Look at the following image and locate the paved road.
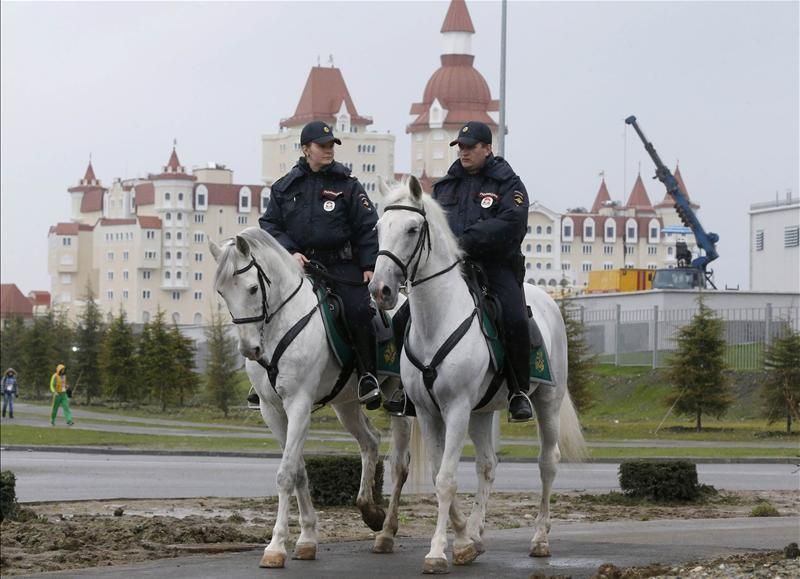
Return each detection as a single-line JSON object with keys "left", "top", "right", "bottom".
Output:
{"left": 3, "top": 450, "right": 798, "bottom": 502}
{"left": 20, "top": 516, "right": 800, "bottom": 578}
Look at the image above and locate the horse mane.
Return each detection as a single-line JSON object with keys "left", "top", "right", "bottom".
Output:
{"left": 214, "top": 227, "right": 302, "bottom": 290}
{"left": 383, "top": 183, "right": 464, "bottom": 262}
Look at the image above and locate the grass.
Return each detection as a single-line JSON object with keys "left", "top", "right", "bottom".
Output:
{"left": 597, "top": 342, "right": 767, "bottom": 371}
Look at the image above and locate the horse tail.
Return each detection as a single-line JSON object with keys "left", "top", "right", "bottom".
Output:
{"left": 409, "top": 417, "right": 429, "bottom": 492}
{"left": 558, "top": 392, "right": 588, "bottom": 463}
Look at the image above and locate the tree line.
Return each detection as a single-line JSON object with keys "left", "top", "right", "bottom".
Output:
{"left": 0, "top": 287, "right": 241, "bottom": 414}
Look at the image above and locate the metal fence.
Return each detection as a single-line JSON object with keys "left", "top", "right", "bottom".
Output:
{"left": 566, "top": 304, "right": 800, "bottom": 370}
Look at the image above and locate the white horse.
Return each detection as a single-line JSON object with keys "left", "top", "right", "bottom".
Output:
{"left": 210, "top": 229, "right": 412, "bottom": 568}
{"left": 369, "top": 177, "right": 586, "bottom": 574}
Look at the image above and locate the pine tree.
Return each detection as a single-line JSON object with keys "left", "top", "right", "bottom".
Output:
{"left": 559, "top": 299, "right": 595, "bottom": 413}
{"left": 665, "top": 297, "right": 732, "bottom": 432}
{"left": 761, "top": 328, "right": 800, "bottom": 433}
{"left": 99, "top": 309, "right": 137, "bottom": 403}
{"left": 169, "top": 324, "right": 199, "bottom": 407}
{"left": 138, "top": 309, "right": 176, "bottom": 412}
{"left": 21, "top": 312, "right": 61, "bottom": 398}
{"left": 205, "top": 310, "right": 240, "bottom": 416}
{"left": 0, "top": 317, "right": 28, "bottom": 377}
{"left": 75, "top": 284, "right": 105, "bottom": 404}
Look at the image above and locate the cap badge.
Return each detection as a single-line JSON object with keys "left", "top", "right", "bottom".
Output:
{"left": 462, "top": 127, "right": 469, "bottom": 133}
{"left": 323, "top": 126, "right": 330, "bottom": 133}
{"left": 323, "top": 200, "right": 336, "bottom": 212}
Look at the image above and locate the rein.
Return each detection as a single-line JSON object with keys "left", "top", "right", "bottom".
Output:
{"left": 230, "top": 256, "right": 305, "bottom": 325}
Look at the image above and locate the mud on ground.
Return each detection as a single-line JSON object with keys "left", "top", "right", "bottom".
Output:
{"left": 1, "top": 490, "right": 797, "bottom": 576}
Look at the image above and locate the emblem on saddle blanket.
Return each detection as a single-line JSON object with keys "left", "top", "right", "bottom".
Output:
{"left": 481, "top": 312, "right": 554, "bottom": 385}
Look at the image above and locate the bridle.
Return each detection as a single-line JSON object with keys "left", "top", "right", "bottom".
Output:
{"left": 228, "top": 256, "right": 303, "bottom": 325}
{"left": 377, "top": 204, "right": 461, "bottom": 288}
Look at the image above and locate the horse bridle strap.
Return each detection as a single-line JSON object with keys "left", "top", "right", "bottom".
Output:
{"left": 256, "top": 305, "right": 318, "bottom": 389}
{"left": 403, "top": 308, "right": 479, "bottom": 413}
{"left": 230, "top": 256, "right": 304, "bottom": 325}
{"left": 378, "top": 203, "right": 459, "bottom": 287}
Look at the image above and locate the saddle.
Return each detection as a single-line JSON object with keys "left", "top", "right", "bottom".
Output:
{"left": 306, "top": 266, "right": 400, "bottom": 377}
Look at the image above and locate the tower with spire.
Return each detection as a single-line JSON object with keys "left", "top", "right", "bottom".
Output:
{"left": 261, "top": 64, "right": 395, "bottom": 209}
{"left": 408, "top": 0, "right": 499, "bottom": 179}
{"left": 67, "top": 160, "right": 106, "bottom": 222}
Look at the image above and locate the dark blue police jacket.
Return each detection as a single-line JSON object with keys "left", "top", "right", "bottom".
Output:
{"left": 259, "top": 158, "right": 378, "bottom": 272}
{"left": 433, "top": 155, "right": 529, "bottom": 265}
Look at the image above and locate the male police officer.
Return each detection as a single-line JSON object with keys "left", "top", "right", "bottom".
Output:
{"left": 259, "top": 120, "right": 381, "bottom": 406}
{"left": 438, "top": 121, "right": 534, "bottom": 422}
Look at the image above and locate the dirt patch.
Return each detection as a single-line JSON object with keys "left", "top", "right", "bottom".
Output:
{"left": 1, "top": 490, "right": 797, "bottom": 576}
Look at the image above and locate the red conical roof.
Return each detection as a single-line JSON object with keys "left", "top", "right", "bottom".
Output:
{"left": 441, "top": 0, "right": 475, "bottom": 33}
{"left": 590, "top": 179, "right": 612, "bottom": 213}
{"left": 281, "top": 66, "right": 371, "bottom": 128}
{"left": 166, "top": 147, "right": 182, "bottom": 172}
{"left": 656, "top": 164, "right": 698, "bottom": 208}
{"left": 626, "top": 173, "right": 653, "bottom": 210}
{"left": 82, "top": 161, "right": 97, "bottom": 185}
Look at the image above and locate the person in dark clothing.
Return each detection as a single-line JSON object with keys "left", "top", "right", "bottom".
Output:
{"left": 258, "top": 120, "right": 381, "bottom": 407}
{"left": 386, "top": 121, "right": 534, "bottom": 422}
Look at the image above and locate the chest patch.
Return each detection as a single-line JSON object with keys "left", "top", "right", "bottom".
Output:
{"left": 479, "top": 192, "right": 498, "bottom": 209}
{"left": 323, "top": 200, "right": 336, "bottom": 212}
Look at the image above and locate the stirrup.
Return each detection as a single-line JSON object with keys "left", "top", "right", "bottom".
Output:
{"left": 508, "top": 391, "right": 534, "bottom": 423}
{"left": 357, "top": 373, "right": 380, "bottom": 403}
{"left": 383, "top": 389, "right": 415, "bottom": 417}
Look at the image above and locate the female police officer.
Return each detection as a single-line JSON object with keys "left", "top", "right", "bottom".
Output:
{"left": 259, "top": 120, "right": 381, "bottom": 406}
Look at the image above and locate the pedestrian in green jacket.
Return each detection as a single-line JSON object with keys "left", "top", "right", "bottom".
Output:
{"left": 50, "top": 364, "right": 73, "bottom": 426}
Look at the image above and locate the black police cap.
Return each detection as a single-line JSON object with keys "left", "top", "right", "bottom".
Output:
{"left": 300, "top": 121, "right": 342, "bottom": 146}
{"left": 449, "top": 121, "right": 493, "bottom": 147}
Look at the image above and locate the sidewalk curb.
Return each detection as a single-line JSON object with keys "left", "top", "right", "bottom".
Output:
{"left": 2, "top": 445, "right": 797, "bottom": 464}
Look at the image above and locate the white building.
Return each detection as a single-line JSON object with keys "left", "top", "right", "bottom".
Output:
{"left": 749, "top": 194, "right": 800, "bottom": 293}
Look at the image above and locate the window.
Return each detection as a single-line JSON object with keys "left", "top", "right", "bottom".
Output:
{"left": 603, "top": 263, "right": 614, "bottom": 270}
{"left": 165, "top": 192, "right": 171, "bottom": 201}
{"left": 194, "top": 214, "right": 205, "bottom": 224}
{"left": 178, "top": 192, "right": 184, "bottom": 201}
{"left": 60, "top": 254, "right": 74, "bottom": 265}
{"left": 60, "top": 273, "right": 72, "bottom": 285}
{"left": 784, "top": 225, "right": 799, "bottom": 248}
{"left": 176, "top": 232, "right": 182, "bottom": 241}
{"left": 536, "top": 244, "right": 542, "bottom": 253}
{"left": 582, "top": 244, "right": 592, "bottom": 254}
{"left": 546, "top": 244, "right": 552, "bottom": 253}
{"left": 625, "top": 245, "right": 635, "bottom": 255}
{"left": 194, "top": 272, "right": 203, "bottom": 281}
{"left": 107, "top": 271, "right": 114, "bottom": 281}
{"left": 166, "top": 212, "right": 172, "bottom": 222}
{"left": 143, "top": 271, "right": 151, "bottom": 280}
{"left": 562, "top": 218, "right": 574, "bottom": 241}
{"left": 604, "top": 245, "right": 614, "bottom": 255}
{"left": 526, "top": 262, "right": 531, "bottom": 269}
{"left": 525, "top": 244, "right": 532, "bottom": 252}
{"left": 176, "top": 271, "right": 182, "bottom": 280}
{"left": 536, "top": 226, "right": 543, "bottom": 235}
{"left": 123, "top": 251, "right": 129, "bottom": 261}
{"left": 146, "top": 230, "right": 156, "bottom": 240}
{"left": 546, "top": 226, "right": 552, "bottom": 235}
{"left": 193, "top": 313, "right": 203, "bottom": 325}
{"left": 142, "top": 290, "right": 151, "bottom": 299}
{"left": 107, "top": 291, "right": 114, "bottom": 300}
{"left": 562, "top": 263, "right": 571, "bottom": 271}
{"left": 195, "top": 253, "right": 203, "bottom": 262}
{"left": 536, "top": 262, "right": 542, "bottom": 270}
{"left": 668, "top": 246, "right": 674, "bottom": 256}
{"left": 648, "top": 246, "right": 658, "bottom": 255}
{"left": 261, "top": 190, "right": 270, "bottom": 212}
{"left": 583, "top": 218, "right": 595, "bottom": 241}
{"left": 107, "top": 251, "right": 114, "bottom": 261}
{"left": 238, "top": 215, "right": 248, "bottom": 225}
{"left": 165, "top": 251, "right": 171, "bottom": 260}
{"left": 144, "top": 251, "right": 156, "bottom": 260}
{"left": 239, "top": 186, "right": 252, "bottom": 212}
{"left": 165, "top": 271, "right": 171, "bottom": 280}
{"left": 626, "top": 219, "right": 638, "bottom": 242}
{"left": 142, "top": 311, "right": 150, "bottom": 323}
{"left": 650, "top": 227, "right": 659, "bottom": 239}
{"left": 176, "top": 251, "right": 182, "bottom": 260}
{"left": 194, "top": 232, "right": 204, "bottom": 243}
{"left": 166, "top": 232, "right": 172, "bottom": 240}
{"left": 172, "top": 291, "right": 181, "bottom": 301}
{"left": 561, "top": 244, "right": 571, "bottom": 254}
{"left": 62, "top": 237, "right": 72, "bottom": 246}
{"left": 627, "top": 226, "right": 636, "bottom": 240}
{"left": 526, "top": 226, "right": 531, "bottom": 234}
{"left": 582, "top": 263, "right": 592, "bottom": 272}
{"left": 194, "top": 291, "right": 203, "bottom": 300}
{"left": 546, "top": 263, "right": 552, "bottom": 270}
{"left": 176, "top": 212, "right": 182, "bottom": 221}
{"left": 122, "top": 290, "right": 129, "bottom": 300}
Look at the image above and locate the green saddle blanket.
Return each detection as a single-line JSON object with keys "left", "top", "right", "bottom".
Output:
{"left": 481, "top": 311, "right": 554, "bottom": 386}
{"left": 315, "top": 286, "right": 400, "bottom": 377}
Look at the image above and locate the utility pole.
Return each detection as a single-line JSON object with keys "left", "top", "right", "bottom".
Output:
{"left": 498, "top": 0, "right": 508, "bottom": 157}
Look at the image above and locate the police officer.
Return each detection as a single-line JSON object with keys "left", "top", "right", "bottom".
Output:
{"left": 385, "top": 121, "right": 534, "bottom": 422}
{"left": 259, "top": 120, "right": 381, "bottom": 406}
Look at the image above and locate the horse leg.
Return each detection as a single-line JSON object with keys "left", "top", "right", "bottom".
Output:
{"left": 260, "top": 397, "right": 315, "bottom": 568}
{"left": 373, "top": 415, "right": 412, "bottom": 553}
{"left": 332, "top": 400, "right": 386, "bottom": 533}
{"left": 465, "top": 411, "right": 497, "bottom": 557}
{"left": 529, "top": 390, "right": 563, "bottom": 558}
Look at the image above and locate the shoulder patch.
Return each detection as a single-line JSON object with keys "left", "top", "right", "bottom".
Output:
{"left": 513, "top": 191, "right": 525, "bottom": 206}
{"left": 358, "top": 193, "right": 373, "bottom": 211}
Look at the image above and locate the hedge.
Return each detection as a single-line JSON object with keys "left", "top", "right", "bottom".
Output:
{"left": 618, "top": 460, "right": 701, "bottom": 502}
{"left": 0, "top": 470, "right": 18, "bottom": 522}
{"left": 305, "top": 455, "right": 384, "bottom": 507}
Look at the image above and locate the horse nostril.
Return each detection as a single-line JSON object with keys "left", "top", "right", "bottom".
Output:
{"left": 381, "top": 285, "right": 393, "bottom": 300}
{"left": 254, "top": 346, "right": 262, "bottom": 359}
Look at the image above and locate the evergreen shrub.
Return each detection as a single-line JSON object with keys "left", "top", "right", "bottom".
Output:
{"left": 619, "top": 460, "right": 701, "bottom": 501}
{"left": 306, "top": 455, "right": 383, "bottom": 507}
{"left": 0, "top": 470, "right": 18, "bottom": 522}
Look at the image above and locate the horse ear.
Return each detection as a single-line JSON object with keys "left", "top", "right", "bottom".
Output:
{"left": 378, "top": 175, "right": 392, "bottom": 197}
{"left": 409, "top": 175, "right": 422, "bottom": 200}
{"left": 209, "top": 239, "right": 222, "bottom": 262}
{"left": 235, "top": 235, "right": 251, "bottom": 257}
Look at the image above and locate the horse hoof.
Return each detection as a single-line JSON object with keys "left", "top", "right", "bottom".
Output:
{"left": 422, "top": 557, "right": 449, "bottom": 574}
{"left": 361, "top": 506, "right": 386, "bottom": 532}
{"left": 372, "top": 535, "right": 394, "bottom": 554}
{"left": 529, "top": 542, "right": 551, "bottom": 558}
{"left": 453, "top": 543, "right": 479, "bottom": 565}
{"left": 259, "top": 551, "right": 287, "bottom": 568}
{"left": 292, "top": 542, "right": 317, "bottom": 560}
{"left": 473, "top": 540, "right": 485, "bottom": 556}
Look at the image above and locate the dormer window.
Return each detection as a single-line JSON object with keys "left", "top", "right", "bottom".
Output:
{"left": 648, "top": 219, "right": 660, "bottom": 243}
{"left": 261, "top": 188, "right": 270, "bottom": 212}
{"left": 562, "top": 217, "right": 574, "bottom": 241}
{"left": 239, "top": 186, "right": 251, "bottom": 213}
{"left": 626, "top": 218, "right": 638, "bottom": 242}
{"left": 583, "top": 218, "right": 595, "bottom": 242}
{"left": 604, "top": 218, "right": 616, "bottom": 242}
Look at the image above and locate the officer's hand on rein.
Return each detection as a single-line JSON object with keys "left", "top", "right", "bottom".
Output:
{"left": 363, "top": 271, "right": 373, "bottom": 283}
{"left": 293, "top": 253, "right": 309, "bottom": 268}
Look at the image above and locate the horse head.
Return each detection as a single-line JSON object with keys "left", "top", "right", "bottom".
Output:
{"left": 210, "top": 228, "right": 301, "bottom": 360}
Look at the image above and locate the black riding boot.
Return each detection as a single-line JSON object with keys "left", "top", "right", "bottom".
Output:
{"left": 506, "top": 340, "right": 534, "bottom": 423}
{"left": 352, "top": 327, "right": 381, "bottom": 408}
{"left": 383, "top": 301, "right": 416, "bottom": 416}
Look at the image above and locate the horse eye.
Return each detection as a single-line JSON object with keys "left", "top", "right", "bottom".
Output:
{"left": 408, "top": 226, "right": 418, "bottom": 235}
{"left": 249, "top": 285, "right": 258, "bottom": 295}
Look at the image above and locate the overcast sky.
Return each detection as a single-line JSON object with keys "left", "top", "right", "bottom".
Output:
{"left": 2, "top": 0, "right": 798, "bottom": 294}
